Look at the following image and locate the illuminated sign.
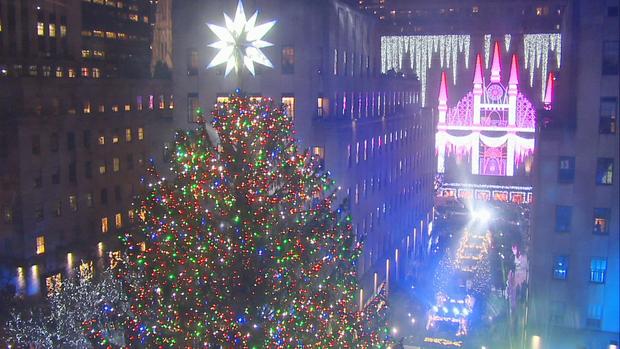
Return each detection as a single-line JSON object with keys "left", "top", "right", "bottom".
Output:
{"left": 436, "top": 42, "right": 538, "bottom": 178}
{"left": 423, "top": 337, "right": 463, "bottom": 347}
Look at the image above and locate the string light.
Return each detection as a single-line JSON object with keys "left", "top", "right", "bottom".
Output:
{"left": 484, "top": 34, "right": 491, "bottom": 69}
{"left": 523, "top": 33, "right": 562, "bottom": 99}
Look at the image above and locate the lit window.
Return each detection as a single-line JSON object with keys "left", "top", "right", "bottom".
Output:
{"left": 42, "top": 66, "right": 51, "bottom": 77}
{"left": 281, "top": 96, "right": 295, "bottom": 119}
{"left": 112, "top": 134, "right": 119, "bottom": 144}
{"left": 37, "top": 22, "right": 45, "bottom": 36}
{"left": 60, "top": 25, "right": 67, "bottom": 37}
{"left": 552, "top": 255, "right": 568, "bottom": 280}
{"left": 312, "top": 146, "right": 325, "bottom": 167}
{"left": 143, "top": 15, "right": 149, "bottom": 23}
{"left": 593, "top": 208, "right": 610, "bottom": 234}
{"left": 81, "top": 67, "right": 89, "bottom": 77}
{"left": 216, "top": 96, "right": 229, "bottom": 104}
{"left": 93, "top": 30, "right": 104, "bottom": 37}
{"left": 98, "top": 135, "right": 105, "bottom": 145}
{"left": 93, "top": 50, "right": 105, "bottom": 58}
{"left": 36, "top": 236, "right": 45, "bottom": 254}
{"left": 117, "top": 32, "right": 126, "bottom": 39}
{"left": 92, "top": 68, "right": 100, "bottom": 78}
{"left": 98, "top": 105, "right": 105, "bottom": 113}
{"left": 113, "top": 157, "right": 120, "bottom": 172}
{"left": 69, "top": 195, "right": 78, "bottom": 211}
{"left": 317, "top": 97, "right": 326, "bottom": 117}
{"left": 590, "top": 258, "right": 607, "bottom": 283}
{"left": 99, "top": 161, "right": 106, "bottom": 174}
{"left": 149, "top": 95, "right": 154, "bottom": 109}
{"left": 109, "top": 250, "right": 122, "bottom": 269}
{"left": 128, "top": 209, "right": 135, "bottom": 222}
{"left": 536, "top": 7, "right": 543, "bottom": 16}
{"left": 101, "top": 217, "right": 109, "bottom": 233}
{"left": 115, "top": 213, "right": 122, "bottom": 228}
{"left": 159, "top": 95, "right": 165, "bottom": 109}
{"left": 333, "top": 49, "right": 338, "bottom": 75}
{"left": 137, "top": 96, "right": 143, "bottom": 110}
{"left": 125, "top": 128, "right": 132, "bottom": 142}
{"left": 55, "top": 67, "right": 63, "bottom": 78}
{"left": 68, "top": 68, "right": 76, "bottom": 78}
{"left": 83, "top": 102, "right": 91, "bottom": 114}
{"left": 49, "top": 23, "right": 56, "bottom": 37}
{"left": 86, "top": 193, "right": 93, "bottom": 207}
{"left": 281, "top": 46, "right": 295, "bottom": 74}
{"left": 472, "top": 6, "right": 479, "bottom": 13}
{"left": 105, "top": 31, "right": 116, "bottom": 39}
{"left": 45, "top": 273, "right": 62, "bottom": 294}
{"left": 124, "top": 104, "right": 131, "bottom": 111}
{"left": 129, "top": 13, "right": 139, "bottom": 21}
{"left": 596, "top": 158, "right": 614, "bottom": 185}
{"left": 138, "top": 127, "right": 144, "bottom": 140}
{"left": 112, "top": 105, "right": 119, "bottom": 112}
{"left": 79, "top": 261, "right": 94, "bottom": 280}
{"left": 188, "top": 49, "right": 199, "bottom": 75}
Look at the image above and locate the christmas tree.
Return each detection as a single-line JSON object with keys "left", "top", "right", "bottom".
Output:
{"left": 121, "top": 94, "right": 388, "bottom": 347}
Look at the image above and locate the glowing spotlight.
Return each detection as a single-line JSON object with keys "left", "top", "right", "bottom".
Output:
{"left": 453, "top": 307, "right": 460, "bottom": 315}
{"left": 411, "top": 318, "right": 416, "bottom": 324}
{"left": 392, "top": 327, "right": 398, "bottom": 335}
{"left": 471, "top": 208, "right": 491, "bottom": 222}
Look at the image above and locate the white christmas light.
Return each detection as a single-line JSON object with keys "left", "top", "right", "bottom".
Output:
{"left": 483, "top": 34, "right": 491, "bottom": 69}
{"left": 504, "top": 34, "right": 511, "bottom": 52}
{"left": 381, "top": 35, "right": 471, "bottom": 106}
{"left": 523, "top": 33, "right": 562, "bottom": 99}
{"left": 207, "top": 0, "right": 276, "bottom": 76}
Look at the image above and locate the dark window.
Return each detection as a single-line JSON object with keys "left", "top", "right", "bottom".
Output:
{"left": 114, "top": 185, "right": 122, "bottom": 202}
{"left": 51, "top": 167, "right": 60, "bottom": 184}
{"left": 83, "top": 130, "right": 91, "bottom": 148}
{"left": 558, "top": 156, "right": 575, "bottom": 182}
{"left": 553, "top": 255, "right": 568, "bottom": 280}
{"left": 281, "top": 46, "right": 295, "bottom": 74}
{"left": 100, "top": 188, "right": 108, "bottom": 205}
{"left": 555, "top": 205, "right": 572, "bottom": 232}
{"left": 602, "top": 41, "right": 619, "bottom": 75}
{"left": 85, "top": 161, "right": 92, "bottom": 179}
{"left": 596, "top": 158, "right": 614, "bottom": 185}
{"left": 50, "top": 133, "right": 59, "bottom": 152}
{"left": 187, "top": 48, "right": 199, "bottom": 76}
{"left": 67, "top": 132, "right": 76, "bottom": 150}
{"left": 32, "top": 135, "right": 41, "bottom": 155}
{"left": 34, "top": 170, "right": 42, "bottom": 188}
{"left": 68, "top": 162, "right": 76, "bottom": 183}
{"left": 127, "top": 154, "right": 134, "bottom": 170}
{"left": 586, "top": 304, "right": 603, "bottom": 328}
{"left": 593, "top": 208, "right": 611, "bottom": 234}
{"left": 608, "top": 6, "right": 619, "bottom": 17}
{"left": 187, "top": 93, "right": 200, "bottom": 123}
{"left": 35, "top": 205, "right": 44, "bottom": 221}
{"left": 600, "top": 97, "right": 617, "bottom": 134}
{"left": 590, "top": 258, "right": 607, "bottom": 283}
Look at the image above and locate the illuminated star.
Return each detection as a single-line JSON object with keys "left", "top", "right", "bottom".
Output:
{"left": 207, "top": 0, "right": 276, "bottom": 76}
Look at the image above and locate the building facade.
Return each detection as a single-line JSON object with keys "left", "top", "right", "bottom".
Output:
{"left": 527, "top": 0, "right": 619, "bottom": 348}
{"left": 172, "top": 0, "right": 436, "bottom": 298}
{"left": 0, "top": 0, "right": 172, "bottom": 296}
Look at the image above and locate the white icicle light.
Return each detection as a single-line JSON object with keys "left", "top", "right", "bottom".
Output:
{"left": 504, "top": 34, "right": 511, "bottom": 51}
{"left": 484, "top": 34, "right": 491, "bottom": 69}
{"left": 523, "top": 33, "right": 562, "bottom": 99}
{"left": 381, "top": 34, "right": 471, "bottom": 106}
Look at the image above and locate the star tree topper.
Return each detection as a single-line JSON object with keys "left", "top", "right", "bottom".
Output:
{"left": 207, "top": 0, "right": 276, "bottom": 76}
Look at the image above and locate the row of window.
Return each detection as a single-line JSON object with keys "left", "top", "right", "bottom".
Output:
{"left": 555, "top": 206, "right": 613, "bottom": 234}
{"left": 332, "top": 90, "right": 417, "bottom": 119}
{"left": 31, "top": 128, "right": 145, "bottom": 155}
{"left": 36, "top": 22, "right": 67, "bottom": 38}
{"left": 552, "top": 256, "right": 608, "bottom": 284}
{"left": 558, "top": 156, "right": 614, "bottom": 185}
{"left": 31, "top": 184, "right": 137, "bottom": 222}
{"left": 81, "top": 29, "right": 147, "bottom": 41}
{"left": 348, "top": 126, "right": 423, "bottom": 167}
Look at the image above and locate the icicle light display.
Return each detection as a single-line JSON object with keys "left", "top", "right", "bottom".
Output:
{"left": 504, "top": 34, "right": 511, "bottom": 52}
{"left": 483, "top": 34, "right": 492, "bottom": 69}
{"left": 381, "top": 35, "right": 471, "bottom": 106}
{"left": 381, "top": 33, "right": 562, "bottom": 106}
{"left": 523, "top": 33, "right": 562, "bottom": 99}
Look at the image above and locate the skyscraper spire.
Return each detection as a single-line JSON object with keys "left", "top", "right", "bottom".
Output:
{"left": 544, "top": 71, "right": 554, "bottom": 109}
{"left": 490, "top": 41, "right": 501, "bottom": 83}
{"left": 473, "top": 53, "right": 483, "bottom": 85}
{"left": 509, "top": 54, "right": 519, "bottom": 86}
